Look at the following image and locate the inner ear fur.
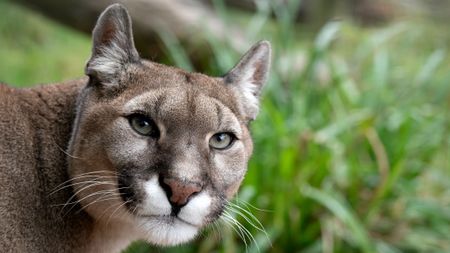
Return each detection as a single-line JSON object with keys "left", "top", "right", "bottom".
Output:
{"left": 224, "top": 41, "right": 271, "bottom": 121}
{"left": 85, "top": 4, "right": 140, "bottom": 85}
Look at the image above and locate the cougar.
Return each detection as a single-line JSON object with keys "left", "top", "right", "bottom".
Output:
{"left": 0, "top": 4, "right": 270, "bottom": 253}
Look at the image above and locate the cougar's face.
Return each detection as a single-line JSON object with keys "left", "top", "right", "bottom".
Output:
{"left": 67, "top": 3, "right": 270, "bottom": 246}
{"left": 69, "top": 63, "right": 255, "bottom": 245}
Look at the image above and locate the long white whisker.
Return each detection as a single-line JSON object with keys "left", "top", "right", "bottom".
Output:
{"left": 55, "top": 189, "right": 119, "bottom": 208}
{"left": 105, "top": 200, "right": 132, "bottom": 226}
{"left": 131, "top": 204, "right": 139, "bottom": 215}
{"left": 76, "top": 196, "right": 121, "bottom": 214}
{"left": 210, "top": 220, "right": 222, "bottom": 242}
{"left": 227, "top": 200, "right": 272, "bottom": 248}
{"left": 70, "top": 185, "right": 129, "bottom": 212}
{"left": 50, "top": 171, "right": 119, "bottom": 193}
{"left": 223, "top": 209, "right": 259, "bottom": 252}
{"left": 54, "top": 140, "right": 84, "bottom": 160}
{"left": 228, "top": 206, "right": 270, "bottom": 250}
{"left": 228, "top": 202, "right": 269, "bottom": 236}
{"left": 61, "top": 181, "right": 114, "bottom": 211}
{"left": 233, "top": 198, "right": 273, "bottom": 212}
{"left": 65, "top": 186, "right": 126, "bottom": 216}
{"left": 49, "top": 179, "right": 117, "bottom": 196}
{"left": 229, "top": 205, "right": 264, "bottom": 233}
{"left": 221, "top": 213, "right": 248, "bottom": 249}
{"left": 97, "top": 193, "right": 132, "bottom": 222}
{"left": 60, "top": 182, "right": 120, "bottom": 216}
{"left": 223, "top": 210, "right": 255, "bottom": 249}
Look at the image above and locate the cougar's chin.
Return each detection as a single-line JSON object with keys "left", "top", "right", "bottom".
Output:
{"left": 135, "top": 215, "right": 199, "bottom": 246}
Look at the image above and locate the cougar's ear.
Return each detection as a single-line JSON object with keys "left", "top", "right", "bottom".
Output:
{"left": 85, "top": 4, "right": 140, "bottom": 85}
{"left": 224, "top": 41, "right": 271, "bottom": 121}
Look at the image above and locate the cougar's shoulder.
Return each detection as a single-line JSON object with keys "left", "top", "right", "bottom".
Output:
{"left": 0, "top": 78, "right": 91, "bottom": 252}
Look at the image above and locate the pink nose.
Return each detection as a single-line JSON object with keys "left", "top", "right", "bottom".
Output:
{"left": 160, "top": 177, "right": 202, "bottom": 206}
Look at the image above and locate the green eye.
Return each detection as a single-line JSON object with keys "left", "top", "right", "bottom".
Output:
{"left": 209, "top": 133, "right": 235, "bottom": 150}
{"left": 128, "top": 114, "right": 159, "bottom": 137}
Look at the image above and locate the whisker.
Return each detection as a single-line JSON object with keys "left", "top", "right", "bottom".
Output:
{"left": 117, "top": 200, "right": 135, "bottom": 221}
{"left": 234, "top": 198, "right": 273, "bottom": 213}
{"left": 211, "top": 219, "right": 224, "bottom": 242}
{"left": 221, "top": 213, "right": 248, "bottom": 249}
{"left": 222, "top": 210, "right": 255, "bottom": 250}
{"left": 68, "top": 185, "right": 129, "bottom": 213}
{"left": 227, "top": 206, "right": 270, "bottom": 250}
{"left": 228, "top": 202, "right": 270, "bottom": 236}
{"left": 53, "top": 139, "right": 84, "bottom": 160}
{"left": 130, "top": 204, "right": 139, "bottom": 216}
{"left": 227, "top": 200, "right": 272, "bottom": 248}
{"left": 75, "top": 195, "right": 121, "bottom": 214}
{"left": 62, "top": 181, "right": 113, "bottom": 210}
{"left": 59, "top": 182, "right": 119, "bottom": 216}
{"left": 96, "top": 193, "right": 132, "bottom": 222}
{"left": 50, "top": 171, "right": 120, "bottom": 193}
{"left": 63, "top": 191, "right": 123, "bottom": 217}
{"left": 223, "top": 208, "right": 259, "bottom": 252}
{"left": 105, "top": 200, "right": 133, "bottom": 226}
{"left": 49, "top": 179, "right": 117, "bottom": 196}
{"left": 54, "top": 190, "right": 118, "bottom": 208}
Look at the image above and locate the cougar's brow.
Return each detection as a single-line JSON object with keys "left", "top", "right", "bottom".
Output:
{"left": 208, "top": 96, "right": 242, "bottom": 136}
{"left": 153, "top": 92, "right": 169, "bottom": 119}
{"left": 213, "top": 100, "right": 223, "bottom": 128}
{"left": 187, "top": 88, "right": 196, "bottom": 120}
{"left": 123, "top": 89, "right": 169, "bottom": 118}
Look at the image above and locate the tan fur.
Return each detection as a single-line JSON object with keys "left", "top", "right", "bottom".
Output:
{"left": 0, "top": 4, "right": 270, "bottom": 252}
{"left": 0, "top": 80, "right": 92, "bottom": 252}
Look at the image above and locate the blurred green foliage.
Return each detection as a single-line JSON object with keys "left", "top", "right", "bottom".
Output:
{"left": 1, "top": 0, "right": 449, "bottom": 252}
{"left": 0, "top": 1, "right": 89, "bottom": 86}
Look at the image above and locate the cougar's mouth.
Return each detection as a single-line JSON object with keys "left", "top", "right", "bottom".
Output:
{"left": 138, "top": 214, "right": 199, "bottom": 228}
{"left": 134, "top": 211, "right": 200, "bottom": 246}
{"left": 115, "top": 174, "right": 215, "bottom": 245}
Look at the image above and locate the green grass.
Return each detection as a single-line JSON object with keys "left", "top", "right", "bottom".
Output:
{"left": 0, "top": 1, "right": 89, "bottom": 86}
{"left": 1, "top": 0, "right": 449, "bottom": 252}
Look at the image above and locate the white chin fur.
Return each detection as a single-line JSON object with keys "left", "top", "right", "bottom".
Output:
{"left": 137, "top": 216, "right": 199, "bottom": 245}
{"left": 134, "top": 176, "right": 213, "bottom": 245}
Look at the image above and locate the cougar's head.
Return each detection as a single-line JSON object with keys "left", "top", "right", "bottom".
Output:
{"left": 67, "top": 4, "right": 270, "bottom": 246}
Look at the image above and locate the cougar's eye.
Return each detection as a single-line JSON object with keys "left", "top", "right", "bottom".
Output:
{"left": 128, "top": 114, "right": 159, "bottom": 137}
{"left": 209, "top": 132, "right": 235, "bottom": 150}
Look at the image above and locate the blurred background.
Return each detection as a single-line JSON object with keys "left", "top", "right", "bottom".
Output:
{"left": 1, "top": 0, "right": 449, "bottom": 252}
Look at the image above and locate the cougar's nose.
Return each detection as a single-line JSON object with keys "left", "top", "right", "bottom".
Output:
{"left": 159, "top": 176, "right": 202, "bottom": 207}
